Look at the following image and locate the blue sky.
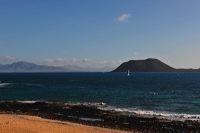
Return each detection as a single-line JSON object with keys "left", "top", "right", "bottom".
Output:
{"left": 0, "top": 0, "right": 200, "bottom": 68}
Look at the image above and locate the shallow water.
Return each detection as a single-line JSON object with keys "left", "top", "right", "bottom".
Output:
{"left": 0, "top": 72, "right": 200, "bottom": 117}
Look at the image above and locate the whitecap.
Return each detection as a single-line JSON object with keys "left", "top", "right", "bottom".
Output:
{"left": 18, "top": 101, "right": 37, "bottom": 104}
{"left": 0, "top": 83, "right": 12, "bottom": 88}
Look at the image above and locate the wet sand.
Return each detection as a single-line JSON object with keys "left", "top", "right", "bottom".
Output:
{"left": 0, "top": 114, "right": 129, "bottom": 133}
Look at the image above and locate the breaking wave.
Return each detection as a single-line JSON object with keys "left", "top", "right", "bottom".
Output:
{"left": 15, "top": 100, "right": 200, "bottom": 121}
{"left": 0, "top": 82, "right": 12, "bottom": 88}
{"left": 100, "top": 106, "right": 200, "bottom": 121}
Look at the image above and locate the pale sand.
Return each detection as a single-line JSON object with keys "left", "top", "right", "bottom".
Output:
{"left": 0, "top": 114, "right": 131, "bottom": 133}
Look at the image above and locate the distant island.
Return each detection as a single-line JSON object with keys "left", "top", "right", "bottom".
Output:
{"left": 0, "top": 61, "right": 66, "bottom": 73}
{"left": 0, "top": 61, "right": 112, "bottom": 72}
{"left": 0, "top": 58, "right": 200, "bottom": 73}
{"left": 112, "top": 58, "right": 200, "bottom": 72}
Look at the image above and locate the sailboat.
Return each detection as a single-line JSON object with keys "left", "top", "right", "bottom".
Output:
{"left": 127, "top": 69, "right": 130, "bottom": 76}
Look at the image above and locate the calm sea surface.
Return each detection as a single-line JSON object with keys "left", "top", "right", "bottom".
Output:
{"left": 0, "top": 72, "right": 200, "bottom": 115}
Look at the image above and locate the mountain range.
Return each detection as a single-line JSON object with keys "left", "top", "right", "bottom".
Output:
{"left": 0, "top": 61, "right": 113, "bottom": 72}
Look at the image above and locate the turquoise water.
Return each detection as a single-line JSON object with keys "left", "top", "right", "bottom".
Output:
{"left": 0, "top": 72, "right": 200, "bottom": 116}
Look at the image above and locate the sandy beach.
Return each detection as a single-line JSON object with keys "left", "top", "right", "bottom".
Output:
{"left": 0, "top": 114, "right": 129, "bottom": 133}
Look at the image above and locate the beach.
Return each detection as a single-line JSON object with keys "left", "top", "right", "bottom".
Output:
{"left": 0, "top": 114, "right": 129, "bottom": 133}
{"left": 1, "top": 73, "right": 200, "bottom": 132}
{"left": 0, "top": 101, "right": 200, "bottom": 132}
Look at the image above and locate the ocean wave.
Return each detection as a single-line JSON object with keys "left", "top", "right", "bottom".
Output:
{"left": 64, "top": 102, "right": 107, "bottom": 107}
{"left": 24, "top": 83, "right": 44, "bottom": 87}
{"left": 79, "top": 117, "right": 103, "bottom": 122}
{"left": 0, "top": 83, "right": 12, "bottom": 88}
{"left": 18, "top": 100, "right": 49, "bottom": 104}
{"left": 18, "top": 101, "right": 37, "bottom": 104}
{"left": 100, "top": 106, "right": 200, "bottom": 121}
{"left": 15, "top": 100, "right": 200, "bottom": 121}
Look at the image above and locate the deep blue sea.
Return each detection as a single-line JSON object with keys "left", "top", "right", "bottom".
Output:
{"left": 0, "top": 72, "right": 200, "bottom": 119}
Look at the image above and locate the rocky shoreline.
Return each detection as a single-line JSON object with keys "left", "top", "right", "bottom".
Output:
{"left": 0, "top": 101, "right": 199, "bottom": 133}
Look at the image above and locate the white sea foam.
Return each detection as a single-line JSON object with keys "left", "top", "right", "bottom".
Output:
{"left": 79, "top": 117, "right": 103, "bottom": 122}
{"left": 64, "top": 102, "right": 107, "bottom": 107}
{"left": 100, "top": 106, "right": 200, "bottom": 121}
{"left": 18, "top": 100, "right": 49, "bottom": 104}
{"left": 18, "top": 101, "right": 37, "bottom": 104}
{"left": 15, "top": 100, "right": 200, "bottom": 122}
{"left": 0, "top": 83, "right": 12, "bottom": 87}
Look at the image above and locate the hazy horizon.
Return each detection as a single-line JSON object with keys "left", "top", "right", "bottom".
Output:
{"left": 1, "top": 0, "right": 200, "bottom": 69}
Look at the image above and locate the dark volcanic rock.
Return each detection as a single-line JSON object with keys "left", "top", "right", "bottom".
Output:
{"left": 113, "top": 58, "right": 175, "bottom": 72}
{"left": 0, "top": 101, "right": 200, "bottom": 133}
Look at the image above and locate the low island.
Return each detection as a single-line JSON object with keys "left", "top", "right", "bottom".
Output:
{"left": 112, "top": 58, "right": 200, "bottom": 72}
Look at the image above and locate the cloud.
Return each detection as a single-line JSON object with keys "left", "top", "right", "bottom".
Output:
{"left": 117, "top": 13, "right": 130, "bottom": 23}
{"left": 41, "top": 58, "right": 124, "bottom": 71}
{"left": 0, "top": 56, "right": 125, "bottom": 72}
{"left": 0, "top": 56, "right": 124, "bottom": 72}
{"left": 0, "top": 56, "right": 17, "bottom": 64}
{"left": 43, "top": 58, "right": 90, "bottom": 67}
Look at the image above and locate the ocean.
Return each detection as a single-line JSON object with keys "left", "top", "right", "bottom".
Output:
{"left": 0, "top": 72, "right": 200, "bottom": 120}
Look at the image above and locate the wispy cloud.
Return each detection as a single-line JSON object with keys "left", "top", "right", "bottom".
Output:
{"left": 0, "top": 56, "right": 17, "bottom": 64}
{"left": 0, "top": 56, "right": 125, "bottom": 72}
{"left": 117, "top": 13, "right": 131, "bottom": 23}
{"left": 40, "top": 58, "right": 124, "bottom": 71}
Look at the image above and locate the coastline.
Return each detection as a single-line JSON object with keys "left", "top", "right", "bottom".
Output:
{"left": 0, "top": 101, "right": 200, "bottom": 132}
{"left": 0, "top": 114, "right": 128, "bottom": 133}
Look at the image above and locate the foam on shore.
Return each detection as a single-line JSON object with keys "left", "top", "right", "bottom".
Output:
{"left": 100, "top": 106, "right": 200, "bottom": 121}
{"left": 15, "top": 100, "right": 200, "bottom": 122}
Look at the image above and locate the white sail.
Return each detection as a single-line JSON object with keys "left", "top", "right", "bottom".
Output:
{"left": 127, "top": 70, "right": 130, "bottom": 76}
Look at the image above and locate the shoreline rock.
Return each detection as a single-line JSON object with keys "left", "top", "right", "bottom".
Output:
{"left": 0, "top": 101, "right": 199, "bottom": 132}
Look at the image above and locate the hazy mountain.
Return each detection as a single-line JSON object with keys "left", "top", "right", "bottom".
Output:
{"left": 112, "top": 58, "right": 200, "bottom": 72}
{"left": 0, "top": 61, "right": 66, "bottom": 72}
{"left": 0, "top": 61, "right": 114, "bottom": 72}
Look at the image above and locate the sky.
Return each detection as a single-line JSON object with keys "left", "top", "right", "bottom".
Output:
{"left": 1, "top": 0, "right": 200, "bottom": 69}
